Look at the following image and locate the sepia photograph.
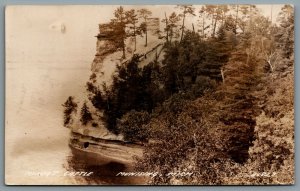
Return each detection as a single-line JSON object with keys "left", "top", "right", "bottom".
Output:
{"left": 5, "top": 4, "right": 294, "bottom": 185}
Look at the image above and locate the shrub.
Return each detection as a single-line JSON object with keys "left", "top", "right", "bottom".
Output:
{"left": 117, "top": 110, "right": 151, "bottom": 142}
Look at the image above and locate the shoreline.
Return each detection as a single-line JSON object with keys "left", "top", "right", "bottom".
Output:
{"left": 67, "top": 140, "right": 148, "bottom": 185}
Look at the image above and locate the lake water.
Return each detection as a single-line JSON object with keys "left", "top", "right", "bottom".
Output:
{"left": 5, "top": 66, "right": 147, "bottom": 185}
{"left": 5, "top": 67, "right": 90, "bottom": 185}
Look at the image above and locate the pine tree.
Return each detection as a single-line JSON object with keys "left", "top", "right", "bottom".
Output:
{"left": 80, "top": 101, "right": 93, "bottom": 126}
{"left": 138, "top": 8, "right": 152, "bottom": 47}
{"left": 162, "top": 12, "right": 180, "bottom": 43}
{"left": 177, "top": 5, "right": 195, "bottom": 42}
{"left": 168, "top": 12, "right": 181, "bottom": 42}
{"left": 126, "top": 9, "right": 139, "bottom": 51}
{"left": 62, "top": 96, "right": 77, "bottom": 127}
{"left": 198, "top": 6, "right": 208, "bottom": 38}
{"left": 276, "top": 5, "right": 294, "bottom": 59}
{"left": 111, "top": 6, "right": 128, "bottom": 58}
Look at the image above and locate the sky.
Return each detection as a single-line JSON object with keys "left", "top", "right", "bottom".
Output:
{"left": 6, "top": 5, "right": 286, "bottom": 69}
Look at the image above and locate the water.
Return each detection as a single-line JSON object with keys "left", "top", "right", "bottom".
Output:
{"left": 5, "top": 66, "right": 147, "bottom": 185}
{"left": 5, "top": 67, "right": 90, "bottom": 185}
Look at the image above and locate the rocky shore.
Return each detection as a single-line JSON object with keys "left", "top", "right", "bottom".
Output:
{"left": 69, "top": 129, "right": 144, "bottom": 166}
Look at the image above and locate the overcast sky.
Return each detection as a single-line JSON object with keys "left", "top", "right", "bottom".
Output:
{"left": 6, "top": 5, "right": 286, "bottom": 69}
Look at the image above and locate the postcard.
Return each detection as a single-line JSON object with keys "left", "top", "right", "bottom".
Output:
{"left": 5, "top": 4, "right": 294, "bottom": 185}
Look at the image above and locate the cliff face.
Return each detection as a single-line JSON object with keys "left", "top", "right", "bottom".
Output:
{"left": 90, "top": 21, "right": 162, "bottom": 84}
{"left": 68, "top": 19, "right": 163, "bottom": 166}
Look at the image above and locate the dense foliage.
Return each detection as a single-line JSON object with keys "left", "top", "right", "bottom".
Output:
{"left": 87, "top": 31, "right": 228, "bottom": 135}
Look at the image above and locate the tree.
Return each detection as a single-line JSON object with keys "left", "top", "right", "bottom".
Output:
{"left": 138, "top": 8, "right": 152, "bottom": 47}
{"left": 202, "top": 5, "right": 229, "bottom": 38}
{"left": 162, "top": 12, "right": 181, "bottom": 43}
{"left": 219, "top": 5, "right": 229, "bottom": 25}
{"left": 162, "top": 12, "right": 170, "bottom": 43}
{"left": 94, "top": 55, "right": 149, "bottom": 133}
{"left": 177, "top": 5, "right": 195, "bottom": 42}
{"left": 168, "top": 12, "right": 181, "bottom": 42}
{"left": 276, "top": 4, "right": 294, "bottom": 59}
{"left": 210, "top": 5, "right": 224, "bottom": 38}
{"left": 239, "top": 5, "right": 258, "bottom": 33}
{"left": 111, "top": 6, "right": 128, "bottom": 58}
{"left": 126, "top": 9, "right": 139, "bottom": 51}
{"left": 161, "top": 31, "right": 225, "bottom": 96}
{"left": 80, "top": 101, "right": 93, "bottom": 126}
{"left": 117, "top": 110, "right": 151, "bottom": 142}
{"left": 198, "top": 6, "right": 208, "bottom": 38}
{"left": 238, "top": 5, "right": 250, "bottom": 33}
{"left": 62, "top": 96, "right": 77, "bottom": 127}
{"left": 203, "top": 5, "right": 218, "bottom": 37}
{"left": 228, "top": 5, "right": 240, "bottom": 35}
{"left": 278, "top": 4, "right": 293, "bottom": 23}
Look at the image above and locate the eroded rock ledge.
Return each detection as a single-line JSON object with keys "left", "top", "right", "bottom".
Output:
{"left": 69, "top": 131, "right": 144, "bottom": 166}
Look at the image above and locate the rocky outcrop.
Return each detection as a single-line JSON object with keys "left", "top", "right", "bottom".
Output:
{"left": 69, "top": 131, "right": 143, "bottom": 166}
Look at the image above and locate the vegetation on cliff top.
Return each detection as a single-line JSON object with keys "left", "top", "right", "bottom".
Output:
{"left": 63, "top": 5, "right": 294, "bottom": 184}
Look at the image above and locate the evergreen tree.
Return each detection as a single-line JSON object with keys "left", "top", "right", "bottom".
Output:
{"left": 162, "top": 12, "right": 181, "bottom": 43}
{"left": 100, "top": 55, "right": 146, "bottom": 133}
{"left": 168, "top": 12, "right": 181, "bottom": 42}
{"left": 126, "top": 9, "right": 139, "bottom": 51}
{"left": 80, "top": 101, "right": 93, "bottom": 126}
{"left": 198, "top": 6, "right": 208, "bottom": 38}
{"left": 203, "top": 5, "right": 218, "bottom": 37}
{"left": 276, "top": 5, "right": 294, "bottom": 59}
{"left": 162, "top": 31, "right": 226, "bottom": 95}
{"left": 177, "top": 5, "right": 195, "bottom": 42}
{"left": 138, "top": 8, "right": 152, "bottom": 47}
{"left": 62, "top": 96, "right": 77, "bottom": 127}
{"left": 110, "top": 6, "right": 129, "bottom": 58}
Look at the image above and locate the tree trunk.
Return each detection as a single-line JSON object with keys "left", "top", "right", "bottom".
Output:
{"left": 248, "top": 5, "right": 252, "bottom": 30}
{"left": 212, "top": 18, "right": 217, "bottom": 37}
{"left": 222, "top": 12, "right": 225, "bottom": 25}
{"left": 122, "top": 41, "right": 125, "bottom": 59}
{"left": 145, "top": 28, "right": 148, "bottom": 47}
{"left": 235, "top": 5, "right": 239, "bottom": 35}
{"left": 202, "top": 16, "right": 205, "bottom": 38}
{"left": 134, "top": 23, "right": 136, "bottom": 51}
{"left": 164, "top": 12, "right": 169, "bottom": 43}
{"left": 180, "top": 12, "right": 186, "bottom": 43}
{"left": 221, "top": 68, "right": 225, "bottom": 83}
{"left": 145, "top": 18, "right": 148, "bottom": 47}
{"left": 211, "top": 15, "right": 214, "bottom": 30}
{"left": 270, "top": 5, "right": 273, "bottom": 24}
{"left": 192, "top": 23, "right": 195, "bottom": 33}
